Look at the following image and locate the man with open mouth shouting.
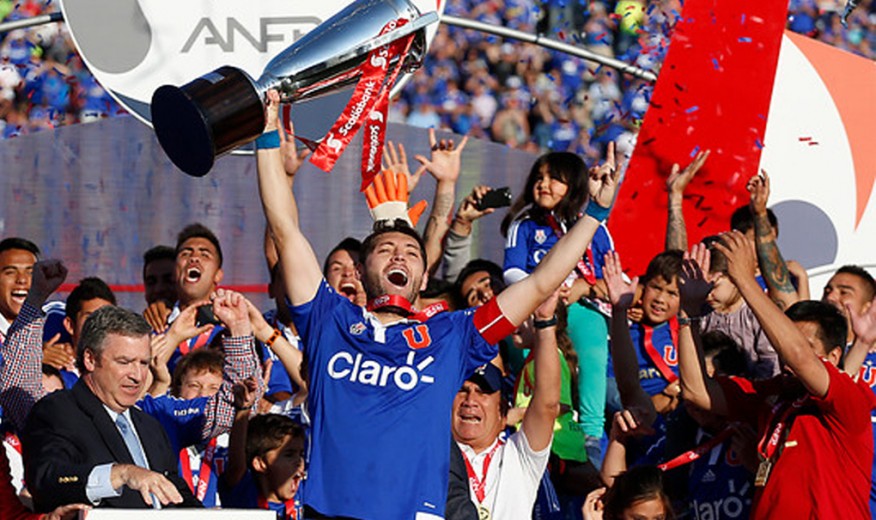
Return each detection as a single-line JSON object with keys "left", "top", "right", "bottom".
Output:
{"left": 255, "top": 88, "right": 621, "bottom": 520}
{"left": 0, "top": 237, "right": 40, "bottom": 347}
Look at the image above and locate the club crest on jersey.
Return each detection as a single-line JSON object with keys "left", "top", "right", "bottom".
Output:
{"left": 349, "top": 322, "right": 366, "bottom": 335}
{"left": 534, "top": 229, "right": 547, "bottom": 244}
{"left": 402, "top": 324, "right": 432, "bottom": 350}
{"left": 663, "top": 345, "right": 678, "bottom": 366}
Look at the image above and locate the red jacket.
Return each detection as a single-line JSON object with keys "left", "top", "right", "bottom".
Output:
{"left": 0, "top": 448, "right": 41, "bottom": 520}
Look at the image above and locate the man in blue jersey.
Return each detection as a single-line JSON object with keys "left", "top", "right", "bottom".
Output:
{"left": 255, "top": 89, "right": 621, "bottom": 520}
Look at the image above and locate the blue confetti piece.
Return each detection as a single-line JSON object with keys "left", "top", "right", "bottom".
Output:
{"left": 685, "top": 105, "right": 699, "bottom": 114}
{"left": 738, "top": 37, "right": 752, "bottom": 43}
{"left": 711, "top": 58, "right": 720, "bottom": 69}
{"left": 755, "top": 139, "right": 764, "bottom": 149}
{"left": 690, "top": 145, "right": 700, "bottom": 158}
{"left": 741, "top": 13, "right": 746, "bottom": 24}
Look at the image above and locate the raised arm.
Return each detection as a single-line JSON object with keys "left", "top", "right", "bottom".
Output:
{"left": 603, "top": 252, "right": 657, "bottom": 427}
{"left": 221, "top": 377, "right": 259, "bottom": 489}
{"left": 442, "top": 185, "right": 495, "bottom": 282}
{"left": 257, "top": 90, "right": 323, "bottom": 305}
{"left": 497, "top": 143, "right": 620, "bottom": 325}
{"left": 748, "top": 172, "right": 798, "bottom": 310}
{"left": 520, "top": 291, "right": 562, "bottom": 452}
{"left": 600, "top": 410, "right": 653, "bottom": 487}
{"left": 244, "top": 298, "right": 306, "bottom": 393}
{"left": 677, "top": 244, "right": 729, "bottom": 415}
{"left": 715, "top": 231, "right": 830, "bottom": 397}
{"left": 665, "top": 150, "right": 709, "bottom": 251}
{"left": 199, "top": 290, "right": 264, "bottom": 441}
{"left": 0, "top": 260, "right": 67, "bottom": 433}
{"left": 263, "top": 119, "right": 310, "bottom": 273}
{"left": 412, "top": 130, "right": 469, "bottom": 276}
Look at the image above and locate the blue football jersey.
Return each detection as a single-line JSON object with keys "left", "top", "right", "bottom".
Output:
{"left": 687, "top": 430, "right": 754, "bottom": 520}
{"left": 607, "top": 321, "right": 679, "bottom": 396}
{"left": 290, "top": 281, "right": 505, "bottom": 519}
{"left": 504, "top": 216, "right": 613, "bottom": 283}
{"left": 137, "top": 393, "right": 208, "bottom": 453}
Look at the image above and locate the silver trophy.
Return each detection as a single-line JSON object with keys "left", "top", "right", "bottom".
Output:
{"left": 151, "top": 0, "right": 437, "bottom": 177}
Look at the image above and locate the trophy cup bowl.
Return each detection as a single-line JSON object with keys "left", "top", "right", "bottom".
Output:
{"left": 151, "top": 0, "right": 436, "bottom": 177}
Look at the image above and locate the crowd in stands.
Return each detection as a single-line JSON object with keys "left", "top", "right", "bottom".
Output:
{"left": 0, "top": 0, "right": 874, "bottom": 143}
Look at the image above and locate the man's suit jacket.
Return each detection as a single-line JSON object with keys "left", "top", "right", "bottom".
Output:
{"left": 21, "top": 379, "right": 201, "bottom": 512}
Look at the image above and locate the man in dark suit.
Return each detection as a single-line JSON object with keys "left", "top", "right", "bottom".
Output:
{"left": 23, "top": 304, "right": 202, "bottom": 511}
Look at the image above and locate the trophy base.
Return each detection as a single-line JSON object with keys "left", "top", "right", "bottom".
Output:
{"left": 151, "top": 67, "right": 265, "bottom": 177}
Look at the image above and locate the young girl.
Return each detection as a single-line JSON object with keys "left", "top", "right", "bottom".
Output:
{"left": 697, "top": 239, "right": 779, "bottom": 380}
{"left": 583, "top": 465, "right": 675, "bottom": 520}
{"left": 501, "top": 151, "right": 615, "bottom": 464}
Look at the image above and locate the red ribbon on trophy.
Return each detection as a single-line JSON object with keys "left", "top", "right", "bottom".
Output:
{"left": 309, "top": 18, "right": 415, "bottom": 190}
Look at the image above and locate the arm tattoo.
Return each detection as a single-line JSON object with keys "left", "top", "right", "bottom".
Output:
{"left": 665, "top": 204, "right": 688, "bottom": 251}
{"left": 424, "top": 192, "right": 454, "bottom": 242}
{"left": 754, "top": 213, "right": 795, "bottom": 308}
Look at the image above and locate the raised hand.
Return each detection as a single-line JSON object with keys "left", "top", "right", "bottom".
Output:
{"left": 42, "top": 333, "right": 75, "bottom": 370}
{"left": 667, "top": 149, "right": 710, "bottom": 199}
{"left": 143, "top": 300, "right": 172, "bottom": 334}
{"left": 364, "top": 169, "right": 429, "bottom": 227}
{"left": 679, "top": 243, "right": 713, "bottom": 317}
{"left": 383, "top": 140, "right": 425, "bottom": 192}
{"left": 534, "top": 289, "right": 561, "bottom": 321}
{"left": 588, "top": 141, "right": 621, "bottom": 209}
{"left": 414, "top": 128, "right": 469, "bottom": 185}
{"left": 747, "top": 170, "right": 770, "bottom": 217}
{"left": 264, "top": 89, "right": 281, "bottom": 132}
{"left": 212, "top": 289, "right": 253, "bottom": 337}
{"left": 848, "top": 296, "right": 876, "bottom": 348}
{"left": 165, "top": 301, "right": 213, "bottom": 347}
{"left": 712, "top": 231, "right": 758, "bottom": 287}
{"left": 456, "top": 185, "right": 496, "bottom": 223}
{"left": 26, "top": 259, "right": 68, "bottom": 306}
{"left": 278, "top": 116, "right": 310, "bottom": 180}
{"left": 232, "top": 375, "right": 260, "bottom": 410}
{"left": 609, "top": 408, "right": 655, "bottom": 442}
{"left": 603, "top": 251, "right": 638, "bottom": 309}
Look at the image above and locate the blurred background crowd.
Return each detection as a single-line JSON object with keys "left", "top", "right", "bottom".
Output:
{"left": 0, "top": 0, "right": 873, "bottom": 147}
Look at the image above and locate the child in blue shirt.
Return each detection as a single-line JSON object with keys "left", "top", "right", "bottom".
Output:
{"left": 220, "top": 413, "right": 306, "bottom": 519}
{"left": 501, "top": 151, "right": 615, "bottom": 463}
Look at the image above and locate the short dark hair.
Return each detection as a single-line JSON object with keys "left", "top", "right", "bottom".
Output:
{"left": 176, "top": 223, "right": 223, "bottom": 267}
{"left": 834, "top": 265, "right": 876, "bottom": 301}
{"left": 322, "top": 237, "right": 362, "bottom": 276}
{"left": 66, "top": 277, "right": 117, "bottom": 321}
{"left": 170, "top": 348, "right": 224, "bottom": 397}
{"left": 701, "top": 330, "right": 747, "bottom": 377}
{"left": 142, "top": 245, "right": 176, "bottom": 277}
{"left": 730, "top": 206, "right": 778, "bottom": 236}
{"left": 603, "top": 465, "right": 675, "bottom": 520}
{"left": 77, "top": 305, "right": 151, "bottom": 373}
{"left": 360, "top": 222, "right": 427, "bottom": 268}
{"left": 642, "top": 250, "right": 683, "bottom": 285}
{"left": 785, "top": 300, "right": 848, "bottom": 356}
{"left": 0, "top": 237, "right": 40, "bottom": 258}
{"left": 454, "top": 259, "right": 505, "bottom": 308}
{"left": 245, "top": 414, "right": 305, "bottom": 471}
